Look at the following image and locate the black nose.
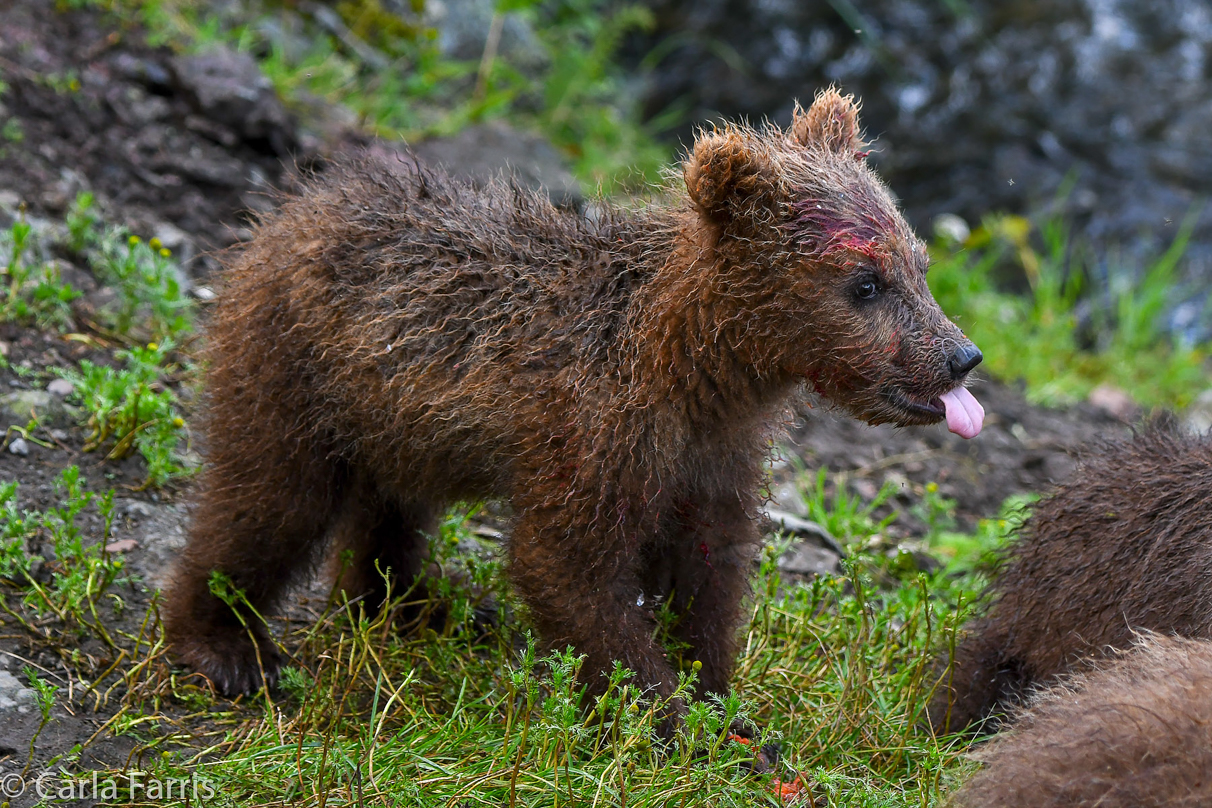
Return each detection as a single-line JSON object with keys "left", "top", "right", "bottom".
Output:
{"left": 948, "top": 343, "right": 983, "bottom": 379}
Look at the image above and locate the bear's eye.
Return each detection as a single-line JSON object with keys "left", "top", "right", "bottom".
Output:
{"left": 853, "top": 277, "right": 881, "bottom": 302}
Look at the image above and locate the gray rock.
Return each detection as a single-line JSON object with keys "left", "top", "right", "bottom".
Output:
{"left": 770, "top": 481, "right": 809, "bottom": 517}
{"left": 119, "top": 499, "right": 157, "bottom": 518}
{"left": 7, "top": 437, "right": 29, "bottom": 456}
{"left": 408, "top": 122, "right": 583, "bottom": 209}
{"left": 171, "top": 46, "right": 296, "bottom": 155}
{"left": 779, "top": 541, "right": 842, "bottom": 577}
{"left": 45, "top": 378, "right": 74, "bottom": 398}
{"left": 763, "top": 507, "right": 845, "bottom": 557}
{"left": 1, "top": 389, "right": 77, "bottom": 428}
{"left": 0, "top": 669, "right": 36, "bottom": 712}
{"left": 1184, "top": 389, "right": 1212, "bottom": 435}
{"left": 114, "top": 500, "right": 188, "bottom": 589}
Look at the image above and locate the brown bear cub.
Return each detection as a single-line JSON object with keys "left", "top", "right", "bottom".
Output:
{"left": 948, "top": 634, "right": 1212, "bottom": 808}
{"left": 164, "top": 89, "right": 985, "bottom": 712}
{"left": 928, "top": 421, "right": 1212, "bottom": 733}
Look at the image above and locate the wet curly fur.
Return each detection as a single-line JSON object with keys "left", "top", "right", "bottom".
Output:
{"left": 949, "top": 634, "right": 1212, "bottom": 808}
{"left": 928, "top": 420, "right": 1212, "bottom": 733}
{"left": 164, "top": 89, "right": 980, "bottom": 714}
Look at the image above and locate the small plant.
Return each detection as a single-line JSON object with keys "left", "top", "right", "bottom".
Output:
{"left": 0, "top": 469, "right": 129, "bottom": 644}
{"left": 0, "top": 480, "right": 39, "bottom": 580}
{"left": 89, "top": 232, "right": 193, "bottom": 340}
{"left": 64, "top": 192, "right": 193, "bottom": 340}
{"left": 21, "top": 665, "right": 58, "bottom": 776}
{"left": 800, "top": 467, "right": 899, "bottom": 544}
{"left": 55, "top": 340, "right": 192, "bottom": 487}
{"left": 0, "top": 210, "right": 81, "bottom": 330}
{"left": 66, "top": 191, "right": 99, "bottom": 253}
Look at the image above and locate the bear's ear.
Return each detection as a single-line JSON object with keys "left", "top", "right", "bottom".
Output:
{"left": 684, "top": 129, "right": 779, "bottom": 231}
{"left": 789, "top": 88, "right": 865, "bottom": 154}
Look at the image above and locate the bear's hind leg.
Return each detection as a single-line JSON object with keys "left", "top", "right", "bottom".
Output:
{"left": 331, "top": 483, "right": 436, "bottom": 618}
{"left": 164, "top": 448, "right": 346, "bottom": 696}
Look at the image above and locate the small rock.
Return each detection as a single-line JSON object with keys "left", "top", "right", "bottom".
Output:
{"left": 104, "top": 538, "right": 139, "bottom": 554}
{"left": 883, "top": 471, "right": 913, "bottom": 502}
{"left": 932, "top": 213, "right": 971, "bottom": 245}
{"left": 770, "top": 481, "right": 809, "bottom": 516}
{"left": 850, "top": 477, "right": 879, "bottom": 501}
{"left": 46, "top": 378, "right": 74, "bottom": 397}
{"left": 1, "top": 389, "right": 77, "bottom": 428}
{"left": 7, "top": 437, "right": 29, "bottom": 456}
{"left": 1, "top": 389, "right": 51, "bottom": 421}
{"left": 1088, "top": 384, "right": 1139, "bottom": 422}
{"left": 0, "top": 669, "right": 36, "bottom": 712}
{"left": 120, "top": 499, "right": 157, "bottom": 518}
{"left": 172, "top": 46, "right": 296, "bottom": 155}
{"left": 763, "top": 508, "right": 845, "bottom": 556}
{"left": 779, "top": 542, "right": 841, "bottom": 577}
{"left": 1183, "top": 389, "right": 1212, "bottom": 435}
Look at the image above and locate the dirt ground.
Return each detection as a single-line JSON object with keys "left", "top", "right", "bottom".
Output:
{"left": 0, "top": 0, "right": 1142, "bottom": 797}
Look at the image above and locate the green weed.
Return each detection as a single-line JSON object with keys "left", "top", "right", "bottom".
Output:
{"left": 0, "top": 468, "right": 129, "bottom": 646}
{"left": 0, "top": 211, "right": 81, "bottom": 330}
{"left": 67, "top": 192, "right": 194, "bottom": 341}
{"left": 54, "top": 340, "right": 193, "bottom": 487}
{"left": 800, "top": 466, "right": 899, "bottom": 543}
{"left": 929, "top": 211, "right": 1208, "bottom": 408}
{"left": 21, "top": 665, "right": 60, "bottom": 776}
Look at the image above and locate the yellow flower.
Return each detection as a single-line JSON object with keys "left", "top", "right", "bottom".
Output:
{"left": 149, "top": 237, "right": 162, "bottom": 250}
{"left": 172, "top": 417, "right": 185, "bottom": 428}
{"left": 128, "top": 234, "right": 140, "bottom": 246}
{"left": 160, "top": 248, "right": 171, "bottom": 258}
{"left": 926, "top": 481, "right": 939, "bottom": 493}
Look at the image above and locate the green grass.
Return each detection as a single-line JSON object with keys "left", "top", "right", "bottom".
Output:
{"left": 929, "top": 211, "right": 1209, "bottom": 409}
{"left": 0, "top": 473, "right": 1011, "bottom": 806}
{"left": 123, "top": 518, "right": 984, "bottom": 806}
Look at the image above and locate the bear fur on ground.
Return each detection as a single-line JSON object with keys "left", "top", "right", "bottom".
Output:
{"left": 948, "top": 634, "right": 1212, "bottom": 808}
{"left": 928, "top": 420, "right": 1212, "bottom": 733}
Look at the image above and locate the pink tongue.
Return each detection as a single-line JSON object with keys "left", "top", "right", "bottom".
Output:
{"left": 940, "top": 387, "right": 984, "bottom": 439}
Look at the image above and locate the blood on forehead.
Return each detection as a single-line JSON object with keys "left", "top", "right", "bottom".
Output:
{"left": 789, "top": 196, "right": 896, "bottom": 267}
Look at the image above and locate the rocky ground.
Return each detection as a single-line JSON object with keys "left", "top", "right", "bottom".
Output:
{"left": 0, "top": 0, "right": 1185, "bottom": 795}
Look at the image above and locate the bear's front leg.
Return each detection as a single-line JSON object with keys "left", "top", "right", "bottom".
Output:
{"left": 666, "top": 491, "right": 761, "bottom": 700}
{"left": 508, "top": 501, "right": 684, "bottom": 722}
